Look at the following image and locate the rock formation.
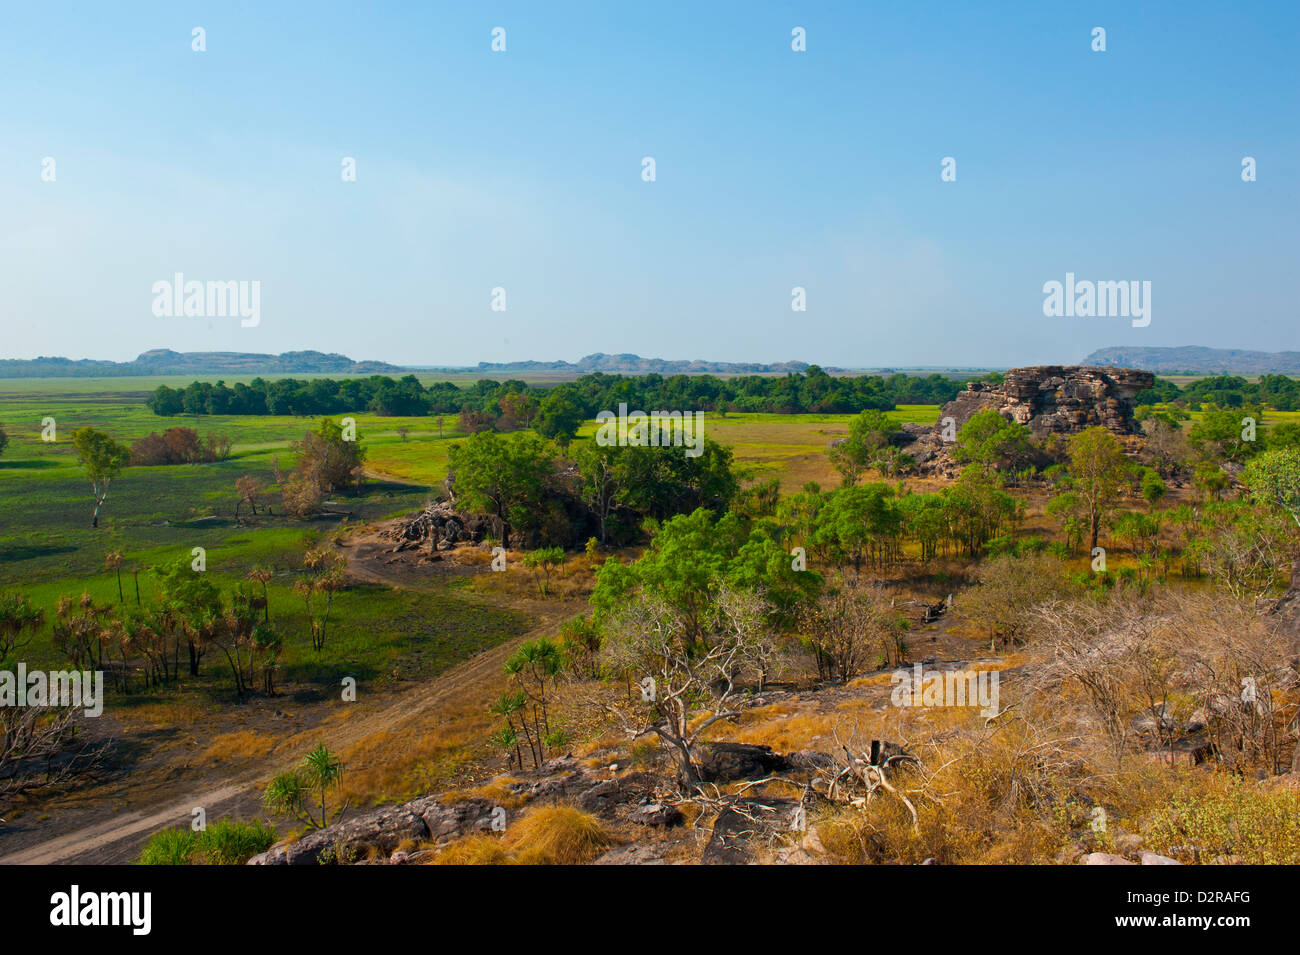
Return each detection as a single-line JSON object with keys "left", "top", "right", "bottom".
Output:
{"left": 899, "top": 365, "right": 1154, "bottom": 473}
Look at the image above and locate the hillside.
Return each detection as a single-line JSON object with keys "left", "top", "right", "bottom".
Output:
{"left": 465, "top": 353, "right": 823, "bottom": 375}
{"left": 1085, "top": 345, "right": 1300, "bottom": 375}
{"left": 0, "top": 349, "right": 404, "bottom": 378}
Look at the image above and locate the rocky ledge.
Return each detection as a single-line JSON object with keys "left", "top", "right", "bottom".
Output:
{"left": 900, "top": 365, "right": 1154, "bottom": 473}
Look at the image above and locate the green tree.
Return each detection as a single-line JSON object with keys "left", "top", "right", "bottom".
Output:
{"left": 828, "top": 409, "right": 896, "bottom": 486}
{"left": 814, "top": 483, "right": 901, "bottom": 574}
{"left": 953, "top": 408, "right": 1036, "bottom": 480}
{"left": 1189, "top": 406, "right": 1265, "bottom": 465}
{"left": 447, "top": 432, "right": 554, "bottom": 548}
{"left": 533, "top": 386, "right": 586, "bottom": 448}
{"left": 154, "top": 557, "right": 223, "bottom": 676}
{"left": 574, "top": 442, "right": 623, "bottom": 544}
{"left": 591, "top": 508, "right": 819, "bottom": 644}
{"left": 523, "top": 546, "right": 565, "bottom": 597}
{"left": 1065, "top": 427, "right": 1130, "bottom": 551}
{"left": 71, "top": 427, "right": 132, "bottom": 527}
{"left": 1243, "top": 447, "right": 1300, "bottom": 530}
{"left": 264, "top": 742, "right": 346, "bottom": 830}
{"left": 504, "top": 639, "right": 564, "bottom": 769}
{"left": 944, "top": 465, "right": 1021, "bottom": 557}
{"left": 1140, "top": 469, "right": 1168, "bottom": 509}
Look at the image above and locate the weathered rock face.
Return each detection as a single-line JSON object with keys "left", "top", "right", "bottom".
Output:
{"left": 940, "top": 366, "right": 1153, "bottom": 439}
{"left": 382, "top": 498, "right": 494, "bottom": 551}
{"left": 900, "top": 365, "right": 1153, "bottom": 473}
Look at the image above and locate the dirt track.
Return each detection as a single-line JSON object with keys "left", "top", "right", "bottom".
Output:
{"left": 0, "top": 529, "right": 567, "bottom": 865}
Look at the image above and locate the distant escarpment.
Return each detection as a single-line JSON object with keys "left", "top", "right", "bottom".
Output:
{"left": 469, "top": 353, "right": 821, "bottom": 376}
{"left": 900, "top": 365, "right": 1154, "bottom": 473}
{"left": 0, "top": 349, "right": 403, "bottom": 378}
{"left": 1085, "top": 345, "right": 1300, "bottom": 375}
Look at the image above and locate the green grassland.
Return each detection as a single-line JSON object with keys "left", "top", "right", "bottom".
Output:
{"left": 0, "top": 382, "right": 943, "bottom": 713}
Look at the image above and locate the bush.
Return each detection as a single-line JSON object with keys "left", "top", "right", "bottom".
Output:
{"left": 1145, "top": 780, "right": 1300, "bottom": 864}
{"left": 138, "top": 819, "right": 276, "bottom": 865}
{"left": 131, "top": 427, "right": 232, "bottom": 465}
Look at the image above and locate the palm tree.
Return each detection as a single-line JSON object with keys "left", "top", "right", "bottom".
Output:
{"left": 105, "top": 551, "right": 124, "bottom": 603}
{"left": 264, "top": 742, "right": 346, "bottom": 829}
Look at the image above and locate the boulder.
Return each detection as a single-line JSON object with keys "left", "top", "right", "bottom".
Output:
{"left": 1140, "top": 851, "right": 1183, "bottom": 865}
{"left": 628, "top": 803, "right": 684, "bottom": 827}
{"left": 1082, "top": 852, "right": 1136, "bottom": 865}
{"left": 250, "top": 796, "right": 496, "bottom": 865}
{"left": 693, "top": 742, "right": 788, "bottom": 783}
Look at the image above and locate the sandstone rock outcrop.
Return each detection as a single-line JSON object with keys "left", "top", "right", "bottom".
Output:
{"left": 900, "top": 365, "right": 1154, "bottom": 473}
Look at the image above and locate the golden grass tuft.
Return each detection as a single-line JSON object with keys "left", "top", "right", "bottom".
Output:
{"left": 428, "top": 806, "right": 614, "bottom": 865}
{"left": 429, "top": 834, "right": 511, "bottom": 865}
{"left": 504, "top": 806, "right": 614, "bottom": 865}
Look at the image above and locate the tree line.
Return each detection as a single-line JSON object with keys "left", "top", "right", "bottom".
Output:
{"left": 146, "top": 368, "right": 980, "bottom": 422}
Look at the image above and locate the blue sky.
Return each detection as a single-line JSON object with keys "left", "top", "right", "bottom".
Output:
{"left": 2, "top": 1, "right": 1296, "bottom": 368}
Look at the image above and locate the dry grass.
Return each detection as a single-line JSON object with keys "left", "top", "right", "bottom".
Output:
{"left": 439, "top": 779, "right": 527, "bottom": 809}
{"left": 427, "top": 806, "right": 614, "bottom": 865}
{"left": 428, "top": 834, "right": 511, "bottom": 865}
{"left": 201, "top": 729, "right": 278, "bottom": 764}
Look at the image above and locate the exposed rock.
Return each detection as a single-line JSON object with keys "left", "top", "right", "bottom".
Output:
{"left": 249, "top": 796, "right": 496, "bottom": 865}
{"left": 693, "top": 742, "right": 789, "bottom": 783}
{"left": 1140, "top": 851, "right": 1183, "bottom": 865}
{"left": 576, "top": 772, "right": 662, "bottom": 817}
{"left": 594, "top": 844, "right": 669, "bottom": 865}
{"left": 1082, "top": 852, "right": 1136, "bottom": 865}
{"left": 900, "top": 365, "right": 1154, "bottom": 474}
{"left": 702, "top": 807, "right": 759, "bottom": 865}
{"left": 380, "top": 499, "right": 494, "bottom": 550}
{"left": 628, "top": 803, "right": 684, "bottom": 827}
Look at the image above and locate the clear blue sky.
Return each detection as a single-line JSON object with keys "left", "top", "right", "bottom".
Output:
{"left": 2, "top": 1, "right": 1296, "bottom": 368}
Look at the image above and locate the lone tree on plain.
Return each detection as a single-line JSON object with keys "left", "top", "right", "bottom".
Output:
{"left": 71, "top": 427, "right": 131, "bottom": 528}
{"left": 1065, "top": 426, "right": 1130, "bottom": 551}
{"left": 235, "top": 475, "right": 265, "bottom": 520}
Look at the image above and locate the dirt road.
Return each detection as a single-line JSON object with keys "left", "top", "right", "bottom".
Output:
{"left": 0, "top": 532, "right": 569, "bottom": 865}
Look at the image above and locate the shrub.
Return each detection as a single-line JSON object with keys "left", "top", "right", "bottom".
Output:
{"left": 1144, "top": 780, "right": 1300, "bottom": 864}
{"left": 138, "top": 819, "right": 276, "bottom": 865}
